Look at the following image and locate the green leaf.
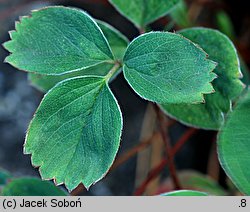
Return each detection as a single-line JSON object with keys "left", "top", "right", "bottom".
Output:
{"left": 123, "top": 32, "right": 217, "bottom": 104}
{"left": 240, "top": 57, "right": 250, "bottom": 86}
{"left": 218, "top": 90, "right": 250, "bottom": 195}
{"left": 170, "top": 0, "right": 192, "bottom": 28}
{"left": 97, "top": 20, "right": 129, "bottom": 60}
{"left": 0, "top": 169, "right": 11, "bottom": 186}
{"left": 109, "top": 0, "right": 180, "bottom": 28}
{"left": 28, "top": 20, "right": 128, "bottom": 92}
{"left": 216, "top": 11, "right": 235, "bottom": 40}
{"left": 161, "top": 28, "right": 244, "bottom": 130}
{"left": 28, "top": 63, "right": 113, "bottom": 93}
{"left": 178, "top": 171, "right": 227, "bottom": 195}
{"left": 24, "top": 76, "right": 122, "bottom": 191}
{"left": 2, "top": 178, "right": 67, "bottom": 196}
{"left": 4, "top": 6, "right": 114, "bottom": 75}
{"left": 160, "top": 190, "right": 208, "bottom": 196}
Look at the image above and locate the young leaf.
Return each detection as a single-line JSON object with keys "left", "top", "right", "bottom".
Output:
{"left": 109, "top": 0, "right": 180, "bottom": 28}
{"left": 2, "top": 178, "right": 67, "bottom": 196}
{"left": 24, "top": 76, "right": 122, "bottom": 191}
{"left": 218, "top": 90, "right": 250, "bottom": 195}
{"left": 28, "top": 61, "right": 113, "bottom": 92}
{"left": 161, "top": 28, "right": 244, "bottom": 130}
{"left": 123, "top": 32, "right": 217, "bottom": 104}
{"left": 28, "top": 20, "right": 128, "bottom": 92}
{"left": 160, "top": 190, "right": 208, "bottom": 196}
{"left": 4, "top": 6, "right": 114, "bottom": 75}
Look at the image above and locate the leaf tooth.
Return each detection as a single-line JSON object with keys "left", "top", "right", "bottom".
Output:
{"left": 8, "top": 30, "right": 16, "bottom": 39}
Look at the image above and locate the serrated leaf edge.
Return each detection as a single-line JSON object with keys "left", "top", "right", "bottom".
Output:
{"left": 3, "top": 6, "right": 116, "bottom": 76}
{"left": 23, "top": 75, "right": 123, "bottom": 191}
{"left": 123, "top": 31, "right": 217, "bottom": 105}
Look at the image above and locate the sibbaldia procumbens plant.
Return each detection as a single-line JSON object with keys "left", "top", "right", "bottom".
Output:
{"left": 2, "top": 1, "right": 249, "bottom": 196}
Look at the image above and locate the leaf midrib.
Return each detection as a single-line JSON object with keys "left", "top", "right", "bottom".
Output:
{"left": 28, "top": 79, "right": 105, "bottom": 153}
{"left": 60, "top": 81, "right": 106, "bottom": 183}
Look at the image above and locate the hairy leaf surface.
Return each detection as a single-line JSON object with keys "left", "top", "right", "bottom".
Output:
{"left": 123, "top": 32, "right": 217, "bottom": 104}
{"left": 218, "top": 90, "right": 250, "bottom": 195}
{"left": 4, "top": 6, "right": 114, "bottom": 75}
{"left": 28, "top": 20, "right": 128, "bottom": 92}
{"left": 109, "top": 0, "right": 180, "bottom": 28}
{"left": 24, "top": 76, "right": 122, "bottom": 191}
{"left": 161, "top": 28, "right": 244, "bottom": 130}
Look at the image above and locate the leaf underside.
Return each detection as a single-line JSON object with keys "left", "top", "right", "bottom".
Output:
{"left": 218, "top": 90, "right": 250, "bottom": 195}
{"left": 123, "top": 32, "right": 217, "bottom": 104}
{"left": 109, "top": 0, "right": 180, "bottom": 28}
{"left": 161, "top": 28, "right": 244, "bottom": 130}
{"left": 4, "top": 6, "right": 114, "bottom": 75}
{"left": 24, "top": 76, "right": 122, "bottom": 191}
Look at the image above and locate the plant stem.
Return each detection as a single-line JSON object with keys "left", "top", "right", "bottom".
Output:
{"left": 139, "top": 27, "right": 146, "bottom": 34}
{"left": 111, "top": 132, "right": 159, "bottom": 171}
{"left": 207, "top": 133, "right": 220, "bottom": 181}
{"left": 134, "top": 127, "right": 197, "bottom": 195}
{"left": 105, "top": 61, "right": 121, "bottom": 82}
{"left": 153, "top": 104, "right": 181, "bottom": 190}
{"left": 134, "top": 158, "right": 168, "bottom": 195}
{"left": 111, "top": 120, "right": 176, "bottom": 171}
{"left": 172, "top": 128, "right": 197, "bottom": 155}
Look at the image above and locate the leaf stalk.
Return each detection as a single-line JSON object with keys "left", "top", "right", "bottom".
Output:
{"left": 105, "top": 61, "right": 121, "bottom": 82}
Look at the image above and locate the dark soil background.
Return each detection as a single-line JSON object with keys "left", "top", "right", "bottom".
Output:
{"left": 0, "top": 0, "right": 249, "bottom": 195}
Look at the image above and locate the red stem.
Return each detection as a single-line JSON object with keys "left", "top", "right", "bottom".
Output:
{"left": 172, "top": 128, "right": 197, "bottom": 155}
{"left": 134, "top": 159, "right": 168, "bottom": 196}
{"left": 134, "top": 127, "right": 197, "bottom": 195}
{"left": 111, "top": 120, "right": 176, "bottom": 171}
{"left": 110, "top": 132, "right": 160, "bottom": 171}
{"left": 154, "top": 105, "right": 181, "bottom": 190}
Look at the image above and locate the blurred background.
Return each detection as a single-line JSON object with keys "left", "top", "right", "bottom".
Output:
{"left": 0, "top": 0, "right": 249, "bottom": 195}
